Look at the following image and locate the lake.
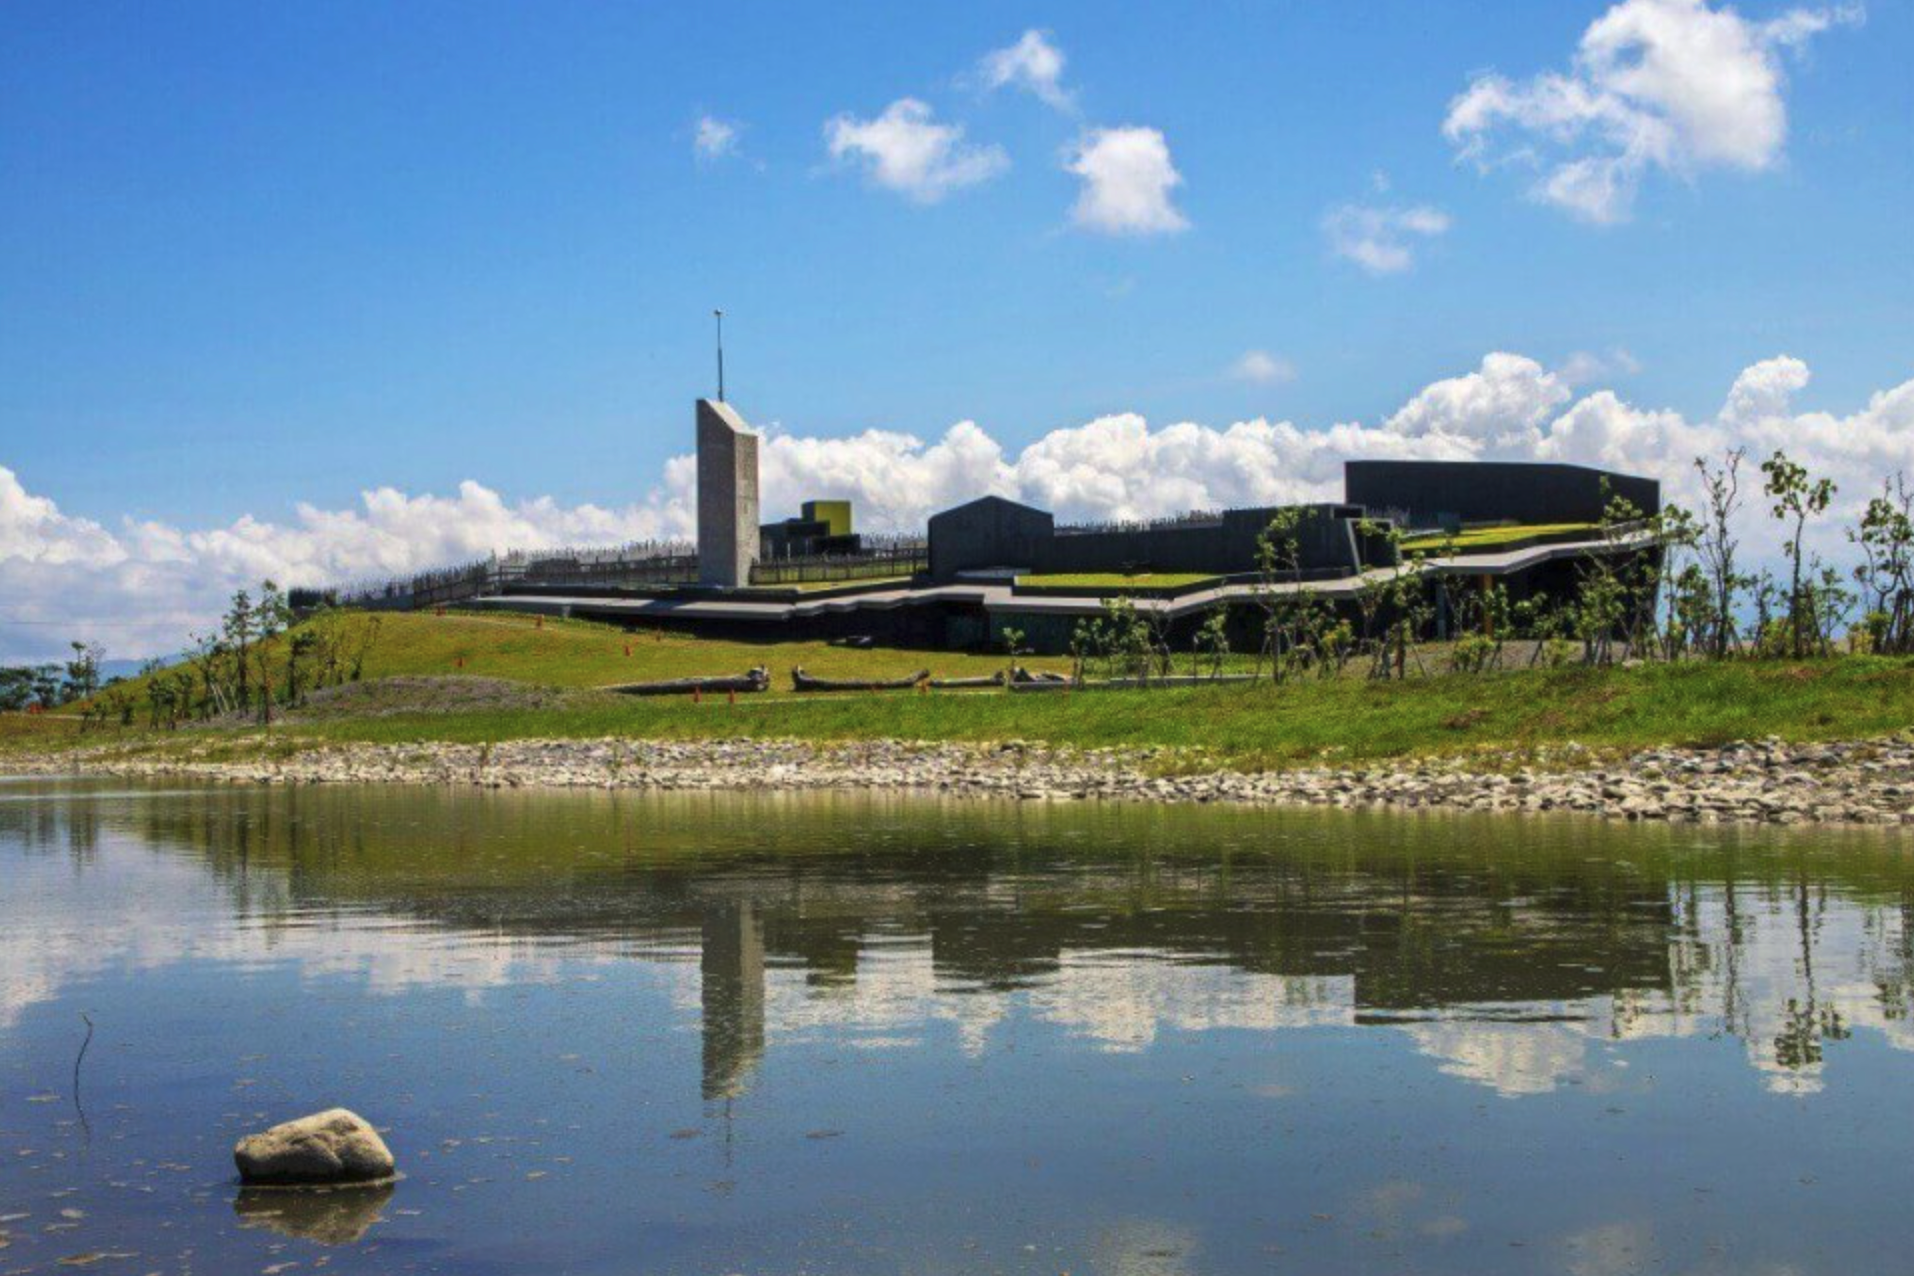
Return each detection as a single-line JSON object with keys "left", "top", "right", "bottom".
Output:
{"left": 3, "top": 777, "right": 1912, "bottom": 1274}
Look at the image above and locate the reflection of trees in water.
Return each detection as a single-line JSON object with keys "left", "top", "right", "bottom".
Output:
{"left": 14, "top": 783, "right": 1914, "bottom": 1091}
{"left": 0, "top": 790, "right": 102, "bottom": 862}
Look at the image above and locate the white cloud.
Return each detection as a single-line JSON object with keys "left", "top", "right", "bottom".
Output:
{"left": 1444, "top": 0, "right": 1862, "bottom": 223}
{"left": 1065, "top": 126, "right": 1189, "bottom": 236}
{"left": 1231, "top": 350, "right": 1297, "bottom": 385}
{"left": 6, "top": 353, "right": 1913, "bottom": 660}
{"left": 1322, "top": 203, "right": 1451, "bottom": 274}
{"left": 976, "top": 29, "right": 1073, "bottom": 110}
{"left": 824, "top": 98, "right": 1009, "bottom": 203}
{"left": 693, "top": 114, "right": 741, "bottom": 162}
{"left": 1557, "top": 348, "right": 1644, "bottom": 386}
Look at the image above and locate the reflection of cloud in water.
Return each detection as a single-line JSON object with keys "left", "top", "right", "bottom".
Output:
{"left": 1401, "top": 1020, "right": 1591, "bottom": 1098}
{"left": 9, "top": 827, "right": 1914, "bottom": 1102}
{"left": 731, "top": 941, "right": 1009, "bottom": 1058}
{"left": 1026, "top": 959, "right": 1351, "bottom": 1051}
{"left": 0, "top": 849, "right": 686, "bottom": 1031}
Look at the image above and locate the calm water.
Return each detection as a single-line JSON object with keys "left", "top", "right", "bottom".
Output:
{"left": 3, "top": 780, "right": 1914, "bottom": 1274}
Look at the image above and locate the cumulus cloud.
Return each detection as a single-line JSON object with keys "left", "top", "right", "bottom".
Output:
{"left": 1231, "top": 350, "right": 1297, "bottom": 385}
{"left": 975, "top": 29, "right": 1073, "bottom": 110}
{"left": 0, "top": 473, "right": 696, "bottom": 661}
{"left": 1444, "top": 0, "right": 1862, "bottom": 223}
{"left": 6, "top": 353, "right": 1913, "bottom": 660}
{"left": 1066, "top": 126, "right": 1189, "bottom": 236}
{"left": 824, "top": 98, "right": 1009, "bottom": 203}
{"left": 1323, "top": 203, "right": 1452, "bottom": 275}
{"left": 693, "top": 114, "right": 741, "bottom": 162}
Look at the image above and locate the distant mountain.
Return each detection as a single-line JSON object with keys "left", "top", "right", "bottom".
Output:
{"left": 102, "top": 655, "right": 182, "bottom": 681}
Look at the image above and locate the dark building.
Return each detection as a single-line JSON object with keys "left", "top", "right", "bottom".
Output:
{"left": 760, "top": 499, "right": 861, "bottom": 560}
{"left": 928, "top": 497, "right": 1388, "bottom": 584}
{"left": 1346, "top": 460, "right": 1660, "bottom": 532}
{"left": 351, "top": 403, "right": 1666, "bottom": 654}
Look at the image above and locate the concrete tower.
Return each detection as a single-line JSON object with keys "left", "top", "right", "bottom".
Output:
{"left": 696, "top": 398, "right": 759, "bottom": 588}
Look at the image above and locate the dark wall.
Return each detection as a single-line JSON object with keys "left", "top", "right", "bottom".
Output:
{"left": 1037, "top": 505, "right": 1362, "bottom": 577}
{"left": 928, "top": 497, "right": 1365, "bottom": 582}
{"left": 1344, "top": 461, "right": 1660, "bottom": 529}
{"left": 928, "top": 497, "right": 1056, "bottom": 580}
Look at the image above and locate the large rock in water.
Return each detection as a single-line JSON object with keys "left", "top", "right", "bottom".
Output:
{"left": 234, "top": 1109, "right": 395, "bottom": 1186}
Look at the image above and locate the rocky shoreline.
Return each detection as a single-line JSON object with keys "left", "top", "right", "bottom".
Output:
{"left": 13, "top": 732, "right": 1914, "bottom": 827}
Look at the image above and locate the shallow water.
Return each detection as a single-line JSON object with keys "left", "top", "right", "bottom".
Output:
{"left": 2, "top": 777, "right": 1913, "bottom": 1274}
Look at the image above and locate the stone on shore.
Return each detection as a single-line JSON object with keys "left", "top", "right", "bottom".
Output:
{"left": 234, "top": 1109, "right": 395, "bottom": 1186}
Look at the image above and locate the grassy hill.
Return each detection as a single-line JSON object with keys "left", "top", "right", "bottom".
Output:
{"left": 329, "top": 610, "right": 1073, "bottom": 690}
{"left": 11, "top": 608, "right": 1914, "bottom": 770}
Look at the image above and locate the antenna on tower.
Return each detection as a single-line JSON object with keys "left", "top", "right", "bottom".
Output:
{"left": 713, "top": 309, "right": 726, "bottom": 402}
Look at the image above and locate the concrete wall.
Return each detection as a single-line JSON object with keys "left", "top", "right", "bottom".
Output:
{"left": 1344, "top": 460, "right": 1660, "bottom": 530}
{"left": 697, "top": 399, "right": 760, "bottom": 588}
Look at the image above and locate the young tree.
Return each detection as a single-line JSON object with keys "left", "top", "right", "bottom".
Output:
{"left": 1191, "top": 608, "right": 1230, "bottom": 679}
{"left": 1254, "top": 508, "right": 1329, "bottom": 682}
{"left": 1850, "top": 473, "right": 1914, "bottom": 653}
{"left": 250, "top": 582, "right": 292, "bottom": 726}
{"left": 1761, "top": 450, "right": 1837, "bottom": 658}
{"left": 1450, "top": 578, "right": 1509, "bottom": 674}
{"left": 1693, "top": 448, "right": 1747, "bottom": 658}
{"left": 1651, "top": 504, "right": 1702, "bottom": 662}
{"left": 346, "top": 613, "right": 384, "bottom": 682}
{"left": 999, "top": 625, "right": 1025, "bottom": 683}
{"left": 224, "top": 588, "right": 256, "bottom": 712}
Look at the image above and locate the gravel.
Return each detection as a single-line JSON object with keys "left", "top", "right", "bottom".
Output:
{"left": 16, "top": 733, "right": 1914, "bottom": 827}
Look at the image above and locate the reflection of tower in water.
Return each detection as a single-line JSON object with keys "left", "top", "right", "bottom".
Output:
{"left": 701, "top": 902, "right": 766, "bottom": 1101}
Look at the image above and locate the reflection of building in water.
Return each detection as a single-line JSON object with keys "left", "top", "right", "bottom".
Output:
{"left": 24, "top": 785, "right": 1914, "bottom": 1100}
{"left": 701, "top": 902, "right": 765, "bottom": 1100}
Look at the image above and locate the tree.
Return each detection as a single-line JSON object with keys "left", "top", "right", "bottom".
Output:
{"left": 1254, "top": 508, "right": 1333, "bottom": 682}
{"left": 1652, "top": 504, "right": 1702, "bottom": 662}
{"left": 250, "top": 582, "right": 292, "bottom": 726}
{"left": 999, "top": 625, "right": 1025, "bottom": 683}
{"left": 1449, "top": 578, "right": 1509, "bottom": 674}
{"left": 1569, "top": 484, "right": 1651, "bottom": 666}
{"left": 224, "top": 588, "right": 256, "bottom": 712}
{"left": 1850, "top": 473, "right": 1914, "bottom": 653}
{"left": 1761, "top": 450, "right": 1836, "bottom": 658}
{"left": 23, "top": 665, "right": 60, "bottom": 708}
{"left": 1191, "top": 608, "right": 1230, "bottom": 679}
{"left": 1694, "top": 449, "right": 1747, "bottom": 658}
{"left": 63, "top": 641, "right": 104, "bottom": 703}
{"left": 0, "top": 666, "right": 51, "bottom": 711}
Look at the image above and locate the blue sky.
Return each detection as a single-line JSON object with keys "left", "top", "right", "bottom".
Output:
{"left": 1, "top": 0, "right": 1910, "bottom": 657}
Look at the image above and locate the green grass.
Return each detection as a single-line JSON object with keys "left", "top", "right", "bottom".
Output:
{"left": 274, "top": 658, "right": 1914, "bottom": 767}
{"left": 1016, "top": 572, "right": 1220, "bottom": 590}
{"left": 790, "top": 576, "right": 910, "bottom": 593}
{"left": 64, "top": 610, "right": 1066, "bottom": 704}
{"left": 0, "top": 713, "right": 82, "bottom": 754}
{"left": 1399, "top": 522, "right": 1599, "bottom": 553}
{"left": 23, "top": 609, "right": 1914, "bottom": 773}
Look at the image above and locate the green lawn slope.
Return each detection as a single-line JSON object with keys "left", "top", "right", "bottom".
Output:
{"left": 17, "top": 609, "right": 1914, "bottom": 771}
